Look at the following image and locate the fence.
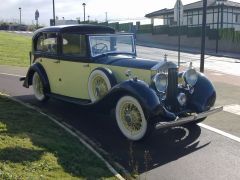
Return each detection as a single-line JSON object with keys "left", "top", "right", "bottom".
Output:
{"left": 94, "top": 21, "right": 240, "bottom": 43}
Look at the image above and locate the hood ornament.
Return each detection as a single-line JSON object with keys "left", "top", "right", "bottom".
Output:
{"left": 164, "top": 54, "right": 168, "bottom": 62}
{"left": 188, "top": 62, "right": 193, "bottom": 69}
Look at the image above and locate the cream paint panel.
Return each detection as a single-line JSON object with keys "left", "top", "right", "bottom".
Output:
{"left": 39, "top": 58, "right": 153, "bottom": 100}
{"left": 90, "top": 64, "right": 152, "bottom": 85}
{"left": 57, "top": 61, "right": 91, "bottom": 99}
{"left": 38, "top": 58, "right": 61, "bottom": 94}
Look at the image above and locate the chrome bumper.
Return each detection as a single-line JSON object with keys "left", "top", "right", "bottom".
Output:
{"left": 155, "top": 106, "right": 223, "bottom": 129}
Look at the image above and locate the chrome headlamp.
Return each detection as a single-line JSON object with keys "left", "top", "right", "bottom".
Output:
{"left": 183, "top": 67, "right": 198, "bottom": 87}
{"left": 153, "top": 73, "right": 168, "bottom": 92}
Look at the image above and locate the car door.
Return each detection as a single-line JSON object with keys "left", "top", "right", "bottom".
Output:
{"left": 35, "top": 32, "right": 62, "bottom": 94}
{"left": 57, "top": 33, "right": 91, "bottom": 100}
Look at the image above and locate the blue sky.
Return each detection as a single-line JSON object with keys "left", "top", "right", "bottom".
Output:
{"left": 1, "top": 0, "right": 240, "bottom": 26}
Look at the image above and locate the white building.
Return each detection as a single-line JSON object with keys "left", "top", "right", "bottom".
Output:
{"left": 145, "top": 0, "right": 240, "bottom": 31}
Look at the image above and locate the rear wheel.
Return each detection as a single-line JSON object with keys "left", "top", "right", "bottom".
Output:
{"left": 32, "top": 72, "right": 48, "bottom": 102}
{"left": 115, "top": 96, "right": 151, "bottom": 141}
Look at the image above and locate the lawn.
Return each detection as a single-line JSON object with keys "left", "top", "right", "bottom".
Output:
{"left": 0, "top": 95, "right": 116, "bottom": 179}
{"left": 0, "top": 32, "right": 30, "bottom": 66}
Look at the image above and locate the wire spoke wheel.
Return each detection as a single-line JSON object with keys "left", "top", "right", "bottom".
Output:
{"left": 32, "top": 72, "right": 46, "bottom": 101}
{"left": 116, "top": 96, "right": 148, "bottom": 141}
{"left": 120, "top": 102, "right": 142, "bottom": 132}
{"left": 92, "top": 75, "right": 109, "bottom": 100}
{"left": 88, "top": 69, "right": 113, "bottom": 102}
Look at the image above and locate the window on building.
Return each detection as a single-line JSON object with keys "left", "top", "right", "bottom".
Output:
{"left": 62, "top": 34, "right": 87, "bottom": 57}
{"left": 36, "top": 33, "right": 58, "bottom": 54}
{"left": 236, "top": 14, "right": 240, "bottom": 23}
{"left": 188, "top": 17, "right": 193, "bottom": 25}
{"left": 169, "top": 17, "right": 177, "bottom": 25}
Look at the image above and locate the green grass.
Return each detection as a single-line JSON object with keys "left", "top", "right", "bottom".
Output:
{"left": 0, "top": 95, "right": 116, "bottom": 179}
{"left": 0, "top": 32, "right": 31, "bottom": 66}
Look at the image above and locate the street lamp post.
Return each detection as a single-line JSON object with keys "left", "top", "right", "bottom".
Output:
{"left": 105, "top": 12, "right": 108, "bottom": 22}
{"left": 19, "top": 7, "right": 22, "bottom": 25}
{"left": 82, "top": 3, "right": 86, "bottom": 22}
{"left": 178, "top": 0, "right": 181, "bottom": 67}
{"left": 200, "top": 0, "right": 207, "bottom": 73}
{"left": 52, "top": 0, "right": 56, "bottom": 26}
{"left": 88, "top": 15, "right": 90, "bottom": 22}
{"left": 216, "top": 0, "right": 224, "bottom": 53}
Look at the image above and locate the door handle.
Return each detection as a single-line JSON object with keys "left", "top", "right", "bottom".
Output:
{"left": 83, "top": 64, "right": 89, "bottom": 67}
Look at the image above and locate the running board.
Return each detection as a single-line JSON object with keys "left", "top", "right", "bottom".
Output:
{"left": 155, "top": 106, "right": 223, "bottom": 129}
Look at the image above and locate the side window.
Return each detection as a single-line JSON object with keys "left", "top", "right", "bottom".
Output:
{"left": 62, "top": 34, "right": 87, "bottom": 57}
{"left": 36, "top": 33, "right": 58, "bottom": 54}
{"left": 36, "top": 35, "right": 44, "bottom": 51}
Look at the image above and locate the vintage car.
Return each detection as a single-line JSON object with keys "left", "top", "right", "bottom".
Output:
{"left": 21, "top": 24, "right": 222, "bottom": 141}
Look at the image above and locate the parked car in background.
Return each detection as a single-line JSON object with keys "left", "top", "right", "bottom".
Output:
{"left": 21, "top": 25, "right": 222, "bottom": 141}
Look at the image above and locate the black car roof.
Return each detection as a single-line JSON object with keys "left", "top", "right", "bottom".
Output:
{"left": 33, "top": 24, "right": 115, "bottom": 40}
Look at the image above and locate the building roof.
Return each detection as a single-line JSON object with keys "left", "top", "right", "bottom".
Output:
{"left": 33, "top": 24, "right": 115, "bottom": 39}
{"left": 145, "top": 0, "right": 240, "bottom": 18}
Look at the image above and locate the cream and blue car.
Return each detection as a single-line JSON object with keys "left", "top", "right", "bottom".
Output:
{"left": 22, "top": 25, "right": 222, "bottom": 141}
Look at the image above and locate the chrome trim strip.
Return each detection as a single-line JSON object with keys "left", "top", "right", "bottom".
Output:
{"left": 155, "top": 106, "right": 223, "bottom": 129}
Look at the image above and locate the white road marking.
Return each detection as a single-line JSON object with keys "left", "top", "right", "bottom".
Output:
{"left": 13, "top": 31, "right": 32, "bottom": 34}
{"left": 210, "top": 72, "right": 224, "bottom": 76}
{"left": 199, "top": 123, "right": 240, "bottom": 143}
{"left": 0, "top": 72, "right": 23, "bottom": 77}
{"left": 223, "top": 104, "right": 240, "bottom": 116}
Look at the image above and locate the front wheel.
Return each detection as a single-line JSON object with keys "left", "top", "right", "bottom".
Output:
{"left": 32, "top": 72, "right": 48, "bottom": 102}
{"left": 115, "top": 96, "right": 151, "bottom": 141}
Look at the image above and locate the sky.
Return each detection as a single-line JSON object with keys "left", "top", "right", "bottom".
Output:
{"left": 1, "top": 0, "right": 240, "bottom": 26}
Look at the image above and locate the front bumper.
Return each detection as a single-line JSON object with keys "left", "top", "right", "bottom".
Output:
{"left": 155, "top": 106, "right": 223, "bottom": 129}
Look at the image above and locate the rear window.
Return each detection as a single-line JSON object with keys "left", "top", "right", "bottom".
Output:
{"left": 36, "top": 33, "right": 58, "bottom": 54}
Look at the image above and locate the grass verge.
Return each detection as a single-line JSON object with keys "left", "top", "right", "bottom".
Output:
{"left": 0, "top": 32, "right": 30, "bottom": 67}
{"left": 0, "top": 95, "right": 116, "bottom": 179}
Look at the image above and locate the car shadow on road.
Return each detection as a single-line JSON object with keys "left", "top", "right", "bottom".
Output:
{"left": 124, "top": 125, "right": 209, "bottom": 175}
{"left": 14, "top": 95, "right": 210, "bottom": 177}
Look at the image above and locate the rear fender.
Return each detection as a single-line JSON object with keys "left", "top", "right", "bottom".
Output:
{"left": 23, "top": 63, "right": 50, "bottom": 94}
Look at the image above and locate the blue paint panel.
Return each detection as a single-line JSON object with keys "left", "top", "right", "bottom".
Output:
{"left": 95, "top": 56, "right": 159, "bottom": 70}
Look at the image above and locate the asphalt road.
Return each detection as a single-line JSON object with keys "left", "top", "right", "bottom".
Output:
{"left": 137, "top": 45, "right": 240, "bottom": 76}
{"left": 0, "top": 62, "right": 240, "bottom": 180}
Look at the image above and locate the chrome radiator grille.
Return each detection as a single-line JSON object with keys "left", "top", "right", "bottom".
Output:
{"left": 167, "top": 68, "right": 178, "bottom": 107}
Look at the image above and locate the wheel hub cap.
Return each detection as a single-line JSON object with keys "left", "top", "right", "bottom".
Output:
{"left": 121, "top": 103, "right": 142, "bottom": 132}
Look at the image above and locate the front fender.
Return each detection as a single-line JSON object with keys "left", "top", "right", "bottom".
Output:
{"left": 188, "top": 73, "right": 216, "bottom": 113}
{"left": 23, "top": 63, "right": 50, "bottom": 94}
{"left": 94, "top": 79, "right": 176, "bottom": 122}
{"left": 112, "top": 80, "right": 160, "bottom": 114}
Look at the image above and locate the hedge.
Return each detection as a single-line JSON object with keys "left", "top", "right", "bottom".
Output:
{"left": 118, "top": 23, "right": 133, "bottom": 32}
{"left": 136, "top": 24, "right": 153, "bottom": 34}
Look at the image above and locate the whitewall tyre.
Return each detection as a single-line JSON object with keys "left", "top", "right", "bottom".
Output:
{"left": 88, "top": 69, "right": 112, "bottom": 102}
{"left": 32, "top": 72, "right": 48, "bottom": 102}
{"left": 115, "top": 96, "right": 148, "bottom": 141}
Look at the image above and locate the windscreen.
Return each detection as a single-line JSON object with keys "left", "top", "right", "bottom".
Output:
{"left": 89, "top": 34, "right": 135, "bottom": 57}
